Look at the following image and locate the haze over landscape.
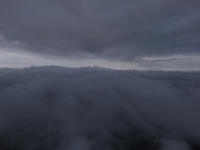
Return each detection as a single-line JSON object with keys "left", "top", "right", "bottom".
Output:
{"left": 0, "top": 0, "right": 200, "bottom": 150}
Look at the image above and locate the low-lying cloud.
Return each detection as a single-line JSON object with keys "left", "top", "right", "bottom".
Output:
{"left": 0, "top": 66, "right": 200, "bottom": 150}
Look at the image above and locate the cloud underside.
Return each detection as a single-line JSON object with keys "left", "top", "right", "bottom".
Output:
{"left": 0, "top": 66, "right": 200, "bottom": 149}
{"left": 0, "top": 0, "right": 200, "bottom": 60}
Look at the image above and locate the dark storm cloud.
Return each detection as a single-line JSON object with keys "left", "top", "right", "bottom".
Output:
{"left": 0, "top": 66, "right": 200, "bottom": 149}
{"left": 0, "top": 0, "right": 200, "bottom": 60}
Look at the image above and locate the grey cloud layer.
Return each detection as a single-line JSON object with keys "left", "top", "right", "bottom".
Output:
{"left": 0, "top": 0, "right": 200, "bottom": 60}
{"left": 0, "top": 66, "right": 200, "bottom": 149}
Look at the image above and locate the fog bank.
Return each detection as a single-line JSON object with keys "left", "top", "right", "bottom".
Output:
{"left": 0, "top": 66, "right": 200, "bottom": 150}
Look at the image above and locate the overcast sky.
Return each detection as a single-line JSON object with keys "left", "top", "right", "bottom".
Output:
{"left": 0, "top": 0, "right": 200, "bottom": 70}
